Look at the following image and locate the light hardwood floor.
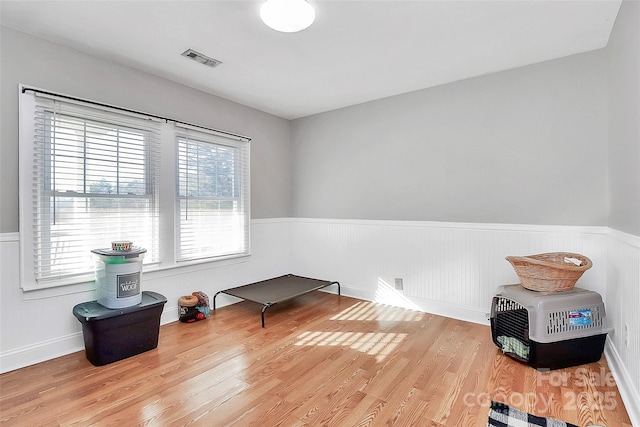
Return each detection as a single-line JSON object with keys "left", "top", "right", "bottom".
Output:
{"left": 0, "top": 292, "right": 633, "bottom": 426}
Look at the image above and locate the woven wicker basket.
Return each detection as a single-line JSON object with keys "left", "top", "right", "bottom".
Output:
{"left": 505, "top": 252, "right": 592, "bottom": 292}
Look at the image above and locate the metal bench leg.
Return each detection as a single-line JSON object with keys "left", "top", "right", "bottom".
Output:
{"left": 261, "top": 305, "right": 269, "bottom": 328}
{"left": 213, "top": 291, "right": 223, "bottom": 310}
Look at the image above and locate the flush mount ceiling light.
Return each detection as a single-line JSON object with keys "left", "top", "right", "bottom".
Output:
{"left": 260, "top": 0, "right": 315, "bottom": 33}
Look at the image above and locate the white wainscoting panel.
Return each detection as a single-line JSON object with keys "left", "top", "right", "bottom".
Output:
{"left": 0, "top": 219, "right": 292, "bottom": 373}
{"left": 0, "top": 233, "right": 92, "bottom": 373}
{"left": 605, "top": 230, "right": 640, "bottom": 426}
{"left": 289, "top": 218, "right": 640, "bottom": 422}
{"left": 2, "top": 218, "right": 639, "bottom": 424}
{"left": 291, "top": 218, "right": 607, "bottom": 324}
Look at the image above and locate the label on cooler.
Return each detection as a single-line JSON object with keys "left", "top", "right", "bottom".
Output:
{"left": 117, "top": 271, "right": 140, "bottom": 298}
{"left": 97, "top": 260, "right": 143, "bottom": 308}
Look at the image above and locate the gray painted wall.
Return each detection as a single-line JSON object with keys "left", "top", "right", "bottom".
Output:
{"left": 607, "top": 0, "right": 640, "bottom": 236}
{"left": 291, "top": 50, "right": 609, "bottom": 226}
{"left": 3, "top": 17, "right": 635, "bottom": 233}
{"left": 0, "top": 26, "right": 292, "bottom": 233}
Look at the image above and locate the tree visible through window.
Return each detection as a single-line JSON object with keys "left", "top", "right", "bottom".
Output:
{"left": 176, "top": 131, "right": 249, "bottom": 261}
{"left": 30, "top": 102, "right": 160, "bottom": 283}
{"left": 20, "top": 88, "right": 249, "bottom": 290}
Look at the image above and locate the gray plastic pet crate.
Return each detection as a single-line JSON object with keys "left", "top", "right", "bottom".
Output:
{"left": 490, "top": 284, "right": 611, "bottom": 370}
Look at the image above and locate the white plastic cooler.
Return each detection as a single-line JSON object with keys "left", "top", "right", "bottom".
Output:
{"left": 91, "top": 247, "right": 146, "bottom": 309}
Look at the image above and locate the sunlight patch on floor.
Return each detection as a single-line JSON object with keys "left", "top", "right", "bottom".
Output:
{"left": 295, "top": 330, "right": 408, "bottom": 362}
{"left": 330, "top": 300, "right": 423, "bottom": 322}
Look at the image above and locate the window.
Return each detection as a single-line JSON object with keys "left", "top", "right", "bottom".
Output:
{"left": 20, "top": 92, "right": 161, "bottom": 288}
{"left": 176, "top": 126, "right": 250, "bottom": 262}
{"left": 19, "top": 87, "right": 250, "bottom": 290}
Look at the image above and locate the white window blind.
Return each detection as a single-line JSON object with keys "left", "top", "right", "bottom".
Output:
{"left": 29, "top": 94, "right": 161, "bottom": 284}
{"left": 176, "top": 126, "right": 250, "bottom": 262}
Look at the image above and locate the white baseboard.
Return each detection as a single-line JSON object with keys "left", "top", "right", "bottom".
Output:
{"left": 0, "top": 298, "right": 257, "bottom": 374}
{"left": 0, "top": 306, "right": 179, "bottom": 374}
{"left": 0, "top": 333, "right": 85, "bottom": 374}
{"left": 160, "top": 305, "right": 179, "bottom": 326}
{"left": 604, "top": 337, "right": 640, "bottom": 427}
{"left": 324, "top": 284, "right": 489, "bottom": 326}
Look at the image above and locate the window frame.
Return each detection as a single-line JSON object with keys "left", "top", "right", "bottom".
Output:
{"left": 19, "top": 86, "right": 251, "bottom": 291}
{"left": 175, "top": 127, "right": 251, "bottom": 263}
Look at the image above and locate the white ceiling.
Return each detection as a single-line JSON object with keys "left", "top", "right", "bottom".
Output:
{"left": 1, "top": 0, "right": 622, "bottom": 120}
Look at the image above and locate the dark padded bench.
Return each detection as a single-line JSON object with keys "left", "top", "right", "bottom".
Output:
{"left": 213, "top": 274, "right": 340, "bottom": 327}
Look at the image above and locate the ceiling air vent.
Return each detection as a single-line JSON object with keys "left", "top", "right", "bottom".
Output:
{"left": 181, "top": 49, "right": 222, "bottom": 68}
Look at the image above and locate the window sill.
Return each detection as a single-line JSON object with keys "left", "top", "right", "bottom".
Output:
{"left": 143, "top": 253, "right": 251, "bottom": 278}
{"left": 20, "top": 253, "right": 251, "bottom": 300}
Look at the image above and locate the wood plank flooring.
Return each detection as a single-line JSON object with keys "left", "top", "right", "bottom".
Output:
{"left": 0, "top": 292, "right": 633, "bottom": 426}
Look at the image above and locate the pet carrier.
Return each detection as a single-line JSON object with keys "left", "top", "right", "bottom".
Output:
{"left": 490, "top": 284, "right": 611, "bottom": 370}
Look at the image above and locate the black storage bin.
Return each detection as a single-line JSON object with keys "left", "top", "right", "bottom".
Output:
{"left": 490, "top": 285, "right": 611, "bottom": 370}
{"left": 73, "top": 291, "right": 167, "bottom": 366}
